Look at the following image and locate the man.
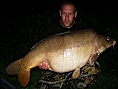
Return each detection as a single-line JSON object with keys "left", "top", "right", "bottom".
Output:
{"left": 41, "top": 1, "right": 81, "bottom": 38}
{"left": 38, "top": 1, "right": 100, "bottom": 89}
{"left": 40, "top": 1, "right": 78, "bottom": 69}
{"left": 59, "top": 1, "right": 77, "bottom": 29}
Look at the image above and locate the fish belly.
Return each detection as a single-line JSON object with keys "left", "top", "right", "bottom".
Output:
{"left": 49, "top": 46, "right": 93, "bottom": 73}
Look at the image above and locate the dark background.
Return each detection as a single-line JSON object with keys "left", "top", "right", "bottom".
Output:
{"left": 0, "top": 0, "right": 117, "bottom": 32}
{"left": 0, "top": 0, "right": 117, "bottom": 15}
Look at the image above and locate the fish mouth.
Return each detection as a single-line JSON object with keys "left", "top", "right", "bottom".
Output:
{"left": 113, "top": 40, "right": 116, "bottom": 45}
{"left": 113, "top": 40, "right": 116, "bottom": 49}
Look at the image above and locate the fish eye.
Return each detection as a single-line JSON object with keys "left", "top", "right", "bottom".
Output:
{"left": 106, "top": 37, "right": 110, "bottom": 40}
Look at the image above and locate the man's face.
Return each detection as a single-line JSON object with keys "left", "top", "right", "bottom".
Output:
{"left": 60, "top": 5, "right": 77, "bottom": 28}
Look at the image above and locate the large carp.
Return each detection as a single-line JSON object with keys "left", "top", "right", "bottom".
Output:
{"left": 6, "top": 29, "right": 116, "bottom": 87}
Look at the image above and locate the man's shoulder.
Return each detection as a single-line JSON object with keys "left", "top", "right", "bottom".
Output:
{"left": 44, "top": 21, "right": 61, "bottom": 29}
{"left": 42, "top": 21, "right": 63, "bottom": 37}
{"left": 70, "top": 22, "right": 86, "bottom": 31}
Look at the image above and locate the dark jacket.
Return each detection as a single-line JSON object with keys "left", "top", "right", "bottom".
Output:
{"left": 42, "top": 20, "right": 82, "bottom": 38}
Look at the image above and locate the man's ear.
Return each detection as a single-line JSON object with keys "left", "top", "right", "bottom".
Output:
{"left": 59, "top": 10, "right": 61, "bottom": 16}
{"left": 75, "top": 11, "right": 77, "bottom": 17}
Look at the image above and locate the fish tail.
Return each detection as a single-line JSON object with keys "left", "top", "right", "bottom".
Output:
{"left": 6, "top": 58, "right": 23, "bottom": 75}
{"left": 18, "top": 66, "right": 30, "bottom": 87}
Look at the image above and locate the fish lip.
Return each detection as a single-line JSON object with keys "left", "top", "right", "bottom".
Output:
{"left": 113, "top": 40, "right": 116, "bottom": 49}
{"left": 113, "top": 40, "right": 116, "bottom": 46}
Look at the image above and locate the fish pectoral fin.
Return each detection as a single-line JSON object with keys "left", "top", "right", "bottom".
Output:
{"left": 72, "top": 67, "right": 80, "bottom": 79}
{"left": 18, "top": 67, "right": 30, "bottom": 87}
{"left": 88, "top": 53, "right": 99, "bottom": 65}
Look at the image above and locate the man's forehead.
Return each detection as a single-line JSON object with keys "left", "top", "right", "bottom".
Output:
{"left": 61, "top": 5, "right": 75, "bottom": 12}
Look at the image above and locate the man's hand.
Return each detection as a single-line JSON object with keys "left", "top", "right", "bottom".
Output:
{"left": 39, "top": 61, "right": 51, "bottom": 70}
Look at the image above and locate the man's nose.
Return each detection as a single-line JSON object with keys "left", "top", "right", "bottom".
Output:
{"left": 65, "top": 14, "right": 69, "bottom": 20}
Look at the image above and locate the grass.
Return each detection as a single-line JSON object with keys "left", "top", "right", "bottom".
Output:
{"left": 0, "top": 10, "right": 118, "bottom": 89}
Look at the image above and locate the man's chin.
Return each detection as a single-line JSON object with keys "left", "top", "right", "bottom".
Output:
{"left": 64, "top": 24, "right": 71, "bottom": 27}
{"left": 61, "top": 22, "right": 72, "bottom": 28}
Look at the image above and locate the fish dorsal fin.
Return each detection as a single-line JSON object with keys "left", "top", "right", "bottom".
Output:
{"left": 72, "top": 67, "right": 80, "bottom": 79}
{"left": 18, "top": 67, "right": 30, "bottom": 87}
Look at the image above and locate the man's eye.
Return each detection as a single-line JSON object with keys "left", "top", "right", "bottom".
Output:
{"left": 62, "top": 13, "right": 66, "bottom": 15}
{"left": 62, "top": 12, "right": 66, "bottom": 14}
{"left": 69, "top": 13, "right": 74, "bottom": 15}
